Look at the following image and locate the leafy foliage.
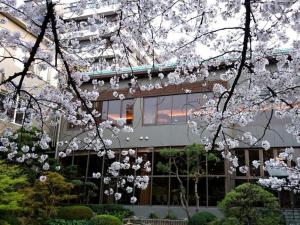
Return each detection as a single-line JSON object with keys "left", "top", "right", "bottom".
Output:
{"left": 86, "top": 204, "right": 134, "bottom": 220}
{"left": 208, "top": 217, "right": 242, "bottom": 225}
{"left": 0, "top": 161, "right": 28, "bottom": 217}
{"left": 148, "top": 212, "right": 159, "bottom": 219}
{"left": 23, "top": 172, "right": 76, "bottom": 219}
{"left": 71, "top": 180, "right": 98, "bottom": 204}
{"left": 218, "top": 183, "right": 283, "bottom": 225}
{"left": 56, "top": 206, "right": 94, "bottom": 220}
{"left": 164, "top": 210, "right": 177, "bottom": 220}
{"left": 157, "top": 144, "right": 218, "bottom": 175}
{"left": 89, "top": 215, "right": 122, "bottom": 225}
{"left": 157, "top": 144, "right": 219, "bottom": 218}
{"left": 47, "top": 219, "right": 88, "bottom": 225}
{"left": 188, "top": 212, "right": 217, "bottom": 225}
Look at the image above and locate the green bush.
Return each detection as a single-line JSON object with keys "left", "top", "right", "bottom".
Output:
{"left": 164, "top": 210, "right": 177, "bottom": 220}
{"left": 256, "top": 210, "right": 285, "bottom": 225}
{"left": 56, "top": 206, "right": 94, "bottom": 220}
{"left": 218, "top": 183, "right": 282, "bottom": 225}
{"left": 86, "top": 204, "right": 133, "bottom": 220}
{"left": 208, "top": 217, "right": 242, "bottom": 225}
{"left": 89, "top": 215, "right": 122, "bottom": 225}
{"left": 148, "top": 212, "right": 159, "bottom": 219}
{"left": 188, "top": 212, "right": 216, "bottom": 225}
{"left": 47, "top": 219, "right": 87, "bottom": 225}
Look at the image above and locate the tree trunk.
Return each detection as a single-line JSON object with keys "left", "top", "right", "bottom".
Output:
{"left": 174, "top": 159, "right": 190, "bottom": 219}
{"left": 195, "top": 176, "right": 200, "bottom": 212}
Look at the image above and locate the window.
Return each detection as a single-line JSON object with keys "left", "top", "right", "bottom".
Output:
{"left": 143, "top": 97, "right": 157, "bottom": 125}
{"left": 143, "top": 92, "right": 211, "bottom": 125}
{"left": 121, "top": 99, "right": 134, "bottom": 124}
{"left": 107, "top": 100, "right": 121, "bottom": 121}
{"left": 172, "top": 94, "right": 187, "bottom": 123}
{"left": 101, "top": 99, "right": 134, "bottom": 125}
{"left": 157, "top": 96, "right": 172, "bottom": 124}
{"left": 0, "top": 93, "right": 25, "bottom": 125}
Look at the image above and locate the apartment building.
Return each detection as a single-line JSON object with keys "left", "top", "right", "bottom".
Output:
{"left": 58, "top": 54, "right": 300, "bottom": 217}
{"left": 57, "top": 0, "right": 160, "bottom": 71}
{"left": 0, "top": 12, "right": 57, "bottom": 132}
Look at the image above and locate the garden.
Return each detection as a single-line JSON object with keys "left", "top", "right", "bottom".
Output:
{"left": 0, "top": 157, "right": 286, "bottom": 225}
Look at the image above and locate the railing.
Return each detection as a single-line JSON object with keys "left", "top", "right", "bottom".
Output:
{"left": 282, "top": 209, "right": 300, "bottom": 225}
{"left": 123, "top": 219, "right": 188, "bottom": 225}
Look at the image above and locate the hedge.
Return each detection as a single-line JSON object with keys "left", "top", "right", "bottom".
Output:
{"left": 89, "top": 215, "right": 122, "bottom": 225}
{"left": 56, "top": 206, "right": 94, "bottom": 220}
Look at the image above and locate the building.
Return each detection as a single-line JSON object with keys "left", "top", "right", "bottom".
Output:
{"left": 58, "top": 52, "right": 300, "bottom": 218}
{"left": 0, "top": 12, "right": 57, "bottom": 133}
{"left": 57, "top": 0, "right": 160, "bottom": 71}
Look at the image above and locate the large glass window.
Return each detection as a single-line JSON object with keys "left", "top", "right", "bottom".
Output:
{"left": 170, "top": 177, "right": 187, "bottom": 206}
{"left": 143, "top": 97, "right": 157, "bottom": 125}
{"left": 249, "top": 150, "right": 260, "bottom": 176}
{"left": 172, "top": 95, "right": 187, "bottom": 123}
{"left": 208, "top": 177, "right": 225, "bottom": 206}
{"left": 107, "top": 100, "right": 121, "bottom": 121}
{"left": 152, "top": 177, "right": 169, "bottom": 205}
{"left": 157, "top": 96, "right": 172, "bottom": 124}
{"left": 189, "top": 178, "right": 207, "bottom": 206}
{"left": 235, "top": 150, "right": 246, "bottom": 176}
{"left": 121, "top": 99, "right": 134, "bottom": 125}
{"left": 143, "top": 92, "right": 212, "bottom": 125}
{"left": 187, "top": 93, "right": 202, "bottom": 113}
{"left": 101, "top": 99, "right": 134, "bottom": 125}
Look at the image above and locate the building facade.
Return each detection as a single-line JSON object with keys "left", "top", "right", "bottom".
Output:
{"left": 58, "top": 62, "right": 300, "bottom": 217}
{"left": 57, "top": 0, "right": 160, "bottom": 70}
{"left": 0, "top": 12, "right": 57, "bottom": 133}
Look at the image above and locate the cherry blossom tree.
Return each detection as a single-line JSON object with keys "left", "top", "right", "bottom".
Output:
{"left": 0, "top": 0, "right": 300, "bottom": 202}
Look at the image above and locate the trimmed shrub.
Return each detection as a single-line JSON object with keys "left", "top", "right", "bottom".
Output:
{"left": 56, "top": 206, "right": 94, "bottom": 220}
{"left": 188, "top": 211, "right": 217, "bottom": 225}
{"left": 89, "top": 215, "right": 122, "bottom": 225}
{"left": 86, "top": 204, "right": 133, "bottom": 220}
{"left": 47, "top": 219, "right": 87, "bottom": 225}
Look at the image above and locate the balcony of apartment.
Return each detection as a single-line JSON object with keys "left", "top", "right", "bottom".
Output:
{"left": 60, "top": 23, "right": 118, "bottom": 40}
{"left": 61, "top": 0, "right": 120, "bottom": 20}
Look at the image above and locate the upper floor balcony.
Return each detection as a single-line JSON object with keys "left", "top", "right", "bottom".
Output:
{"left": 60, "top": 0, "right": 120, "bottom": 20}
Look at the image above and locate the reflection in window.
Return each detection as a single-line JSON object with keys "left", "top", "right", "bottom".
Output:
{"left": 208, "top": 177, "right": 225, "bottom": 206}
{"left": 101, "top": 101, "right": 108, "bottom": 120}
{"left": 154, "top": 151, "right": 170, "bottom": 175}
{"left": 157, "top": 96, "right": 172, "bottom": 124}
{"left": 263, "top": 149, "right": 274, "bottom": 176}
{"left": 208, "top": 152, "right": 224, "bottom": 175}
{"left": 143, "top": 97, "right": 157, "bottom": 124}
{"left": 249, "top": 150, "right": 260, "bottom": 176}
{"left": 172, "top": 95, "right": 187, "bottom": 123}
{"left": 121, "top": 99, "right": 134, "bottom": 124}
{"left": 170, "top": 177, "right": 188, "bottom": 206}
{"left": 101, "top": 100, "right": 134, "bottom": 125}
{"left": 143, "top": 92, "right": 212, "bottom": 125}
{"left": 152, "top": 177, "right": 169, "bottom": 205}
{"left": 107, "top": 100, "right": 121, "bottom": 121}
{"left": 235, "top": 150, "right": 246, "bottom": 176}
